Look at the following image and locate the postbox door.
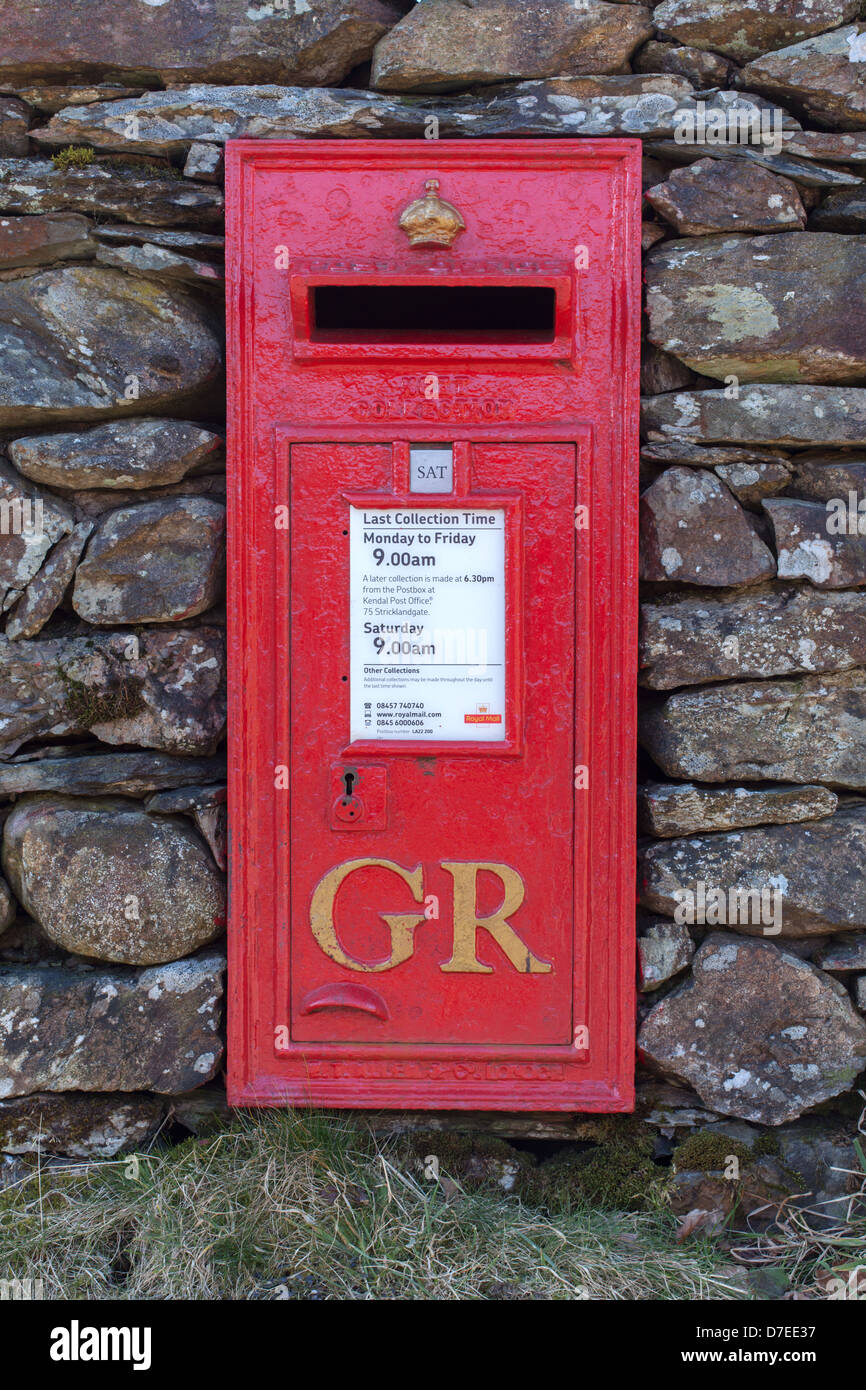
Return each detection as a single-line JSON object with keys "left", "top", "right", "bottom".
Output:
{"left": 286, "top": 440, "right": 578, "bottom": 1048}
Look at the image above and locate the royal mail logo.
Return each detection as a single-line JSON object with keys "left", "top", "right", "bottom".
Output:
{"left": 464, "top": 703, "right": 502, "bottom": 725}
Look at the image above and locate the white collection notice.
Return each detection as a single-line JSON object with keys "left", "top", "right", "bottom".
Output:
{"left": 349, "top": 506, "right": 507, "bottom": 742}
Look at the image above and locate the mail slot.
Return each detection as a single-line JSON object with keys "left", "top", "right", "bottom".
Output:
{"left": 226, "top": 139, "right": 640, "bottom": 1111}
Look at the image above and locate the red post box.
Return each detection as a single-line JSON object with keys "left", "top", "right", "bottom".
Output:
{"left": 226, "top": 139, "right": 640, "bottom": 1111}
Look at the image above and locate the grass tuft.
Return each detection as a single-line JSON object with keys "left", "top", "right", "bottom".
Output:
{"left": 0, "top": 1109, "right": 748, "bottom": 1302}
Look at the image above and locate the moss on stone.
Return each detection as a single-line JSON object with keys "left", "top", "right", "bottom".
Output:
{"left": 58, "top": 668, "right": 145, "bottom": 726}
{"left": 402, "top": 1130, "right": 515, "bottom": 1166}
{"left": 752, "top": 1132, "right": 781, "bottom": 1157}
{"left": 51, "top": 145, "right": 95, "bottom": 171}
{"left": 397, "top": 1118, "right": 680, "bottom": 1212}
{"left": 521, "top": 1120, "right": 670, "bottom": 1213}
{"left": 99, "top": 154, "right": 183, "bottom": 181}
{"left": 397, "top": 1130, "right": 532, "bottom": 1191}
{"left": 672, "top": 1131, "right": 753, "bottom": 1173}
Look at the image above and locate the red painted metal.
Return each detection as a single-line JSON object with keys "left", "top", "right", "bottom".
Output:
{"left": 226, "top": 139, "right": 641, "bottom": 1111}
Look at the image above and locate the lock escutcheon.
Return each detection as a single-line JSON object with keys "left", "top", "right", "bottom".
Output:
{"left": 328, "top": 764, "right": 389, "bottom": 831}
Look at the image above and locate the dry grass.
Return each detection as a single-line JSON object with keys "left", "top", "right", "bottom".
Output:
{"left": 727, "top": 1133, "right": 866, "bottom": 1300}
{"left": 0, "top": 1109, "right": 749, "bottom": 1302}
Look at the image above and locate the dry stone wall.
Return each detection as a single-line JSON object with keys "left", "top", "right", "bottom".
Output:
{"left": 0, "top": 0, "right": 865, "bottom": 1189}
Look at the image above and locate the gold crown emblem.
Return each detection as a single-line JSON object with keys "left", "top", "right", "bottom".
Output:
{"left": 398, "top": 178, "right": 466, "bottom": 248}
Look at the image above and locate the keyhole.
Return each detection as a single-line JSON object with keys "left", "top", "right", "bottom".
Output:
{"left": 342, "top": 770, "right": 356, "bottom": 799}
